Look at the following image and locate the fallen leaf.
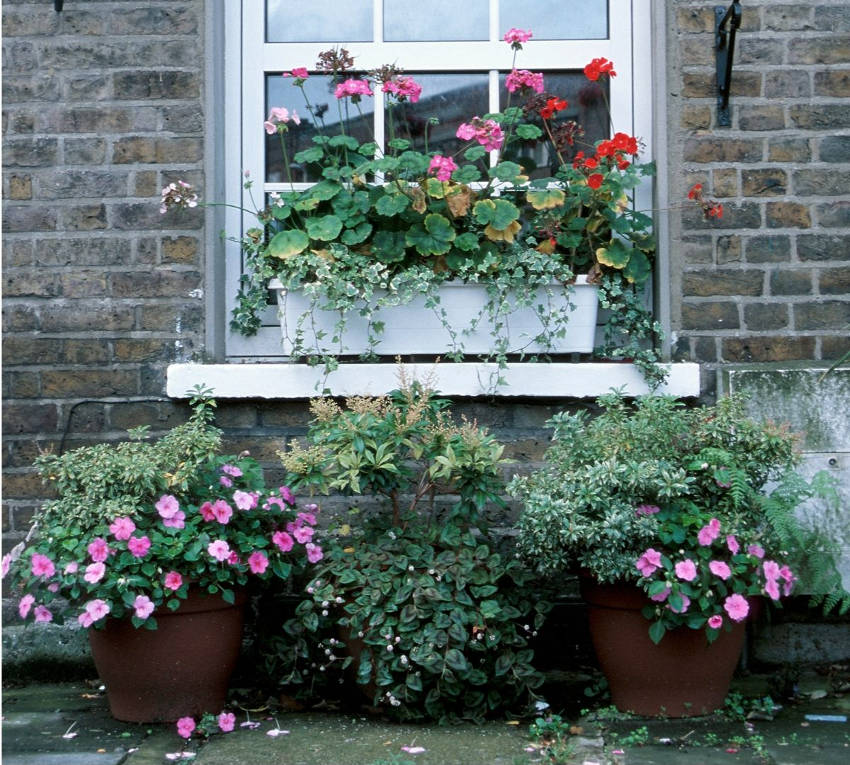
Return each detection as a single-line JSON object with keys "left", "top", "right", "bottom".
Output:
{"left": 267, "top": 729, "right": 290, "bottom": 737}
{"left": 401, "top": 746, "right": 426, "bottom": 754}
{"left": 506, "top": 720, "right": 520, "bottom": 726}
{"left": 569, "top": 725, "right": 584, "bottom": 736}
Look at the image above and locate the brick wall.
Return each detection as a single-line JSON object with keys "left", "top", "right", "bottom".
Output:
{"left": 669, "top": 1, "right": 850, "bottom": 395}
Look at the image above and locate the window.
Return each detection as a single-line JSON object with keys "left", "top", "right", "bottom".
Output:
{"left": 222, "top": 0, "right": 653, "bottom": 359}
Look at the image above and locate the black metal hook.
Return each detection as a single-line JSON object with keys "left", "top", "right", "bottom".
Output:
{"left": 715, "top": 1, "right": 742, "bottom": 127}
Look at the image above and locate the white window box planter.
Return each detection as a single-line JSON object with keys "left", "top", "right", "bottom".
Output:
{"left": 269, "top": 277, "right": 599, "bottom": 358}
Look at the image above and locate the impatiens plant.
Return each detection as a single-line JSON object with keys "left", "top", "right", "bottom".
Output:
{"left": 3, "top": 392, "right": 322, "bottom": 629}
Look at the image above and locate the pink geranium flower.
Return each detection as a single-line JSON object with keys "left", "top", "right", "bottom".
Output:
{"left": 503, "top": 27, "right": 532, "bottom": 46}
{"left": 763, "top": 560, "right": 781, "bottom": 581}
{"left": 133, "top": 595, "right": 155, "bottom": 620}
{"left": 306, "top": 543, "right": 323, "bottom": 563}
{"left": 264, "top": 106, "right": 301, "bottom": 134}
{"left": 697, "top": 518, "right": 721, "bottom": 546}
{"left": 218, "top": 711, "right": 236, "bottom": 733}
{"left": 723, "top": 593, "right": 749, "bottom": 622}
{"left": 212, "top": 499, "right": 233, "bottom": 524}
{"left": 164, "top": 571, "right": 183, "bottom": 591}
{"left": 708, "top": 614, "right": 723, "bottom": 629}
{"left": 176, "top": 716, "right": 196, "bottom": 739}
{"left": 109, "top": 516, "right": 136, "bottom": 541}
{"left": 427, "top": 155, "right": 458, "bottom": 182}
{"left": 675, "top": 559, "right": 698, "bottom": 581}
{"left": 127, "top": 535, "right": 151, "bottom": 558}
{"left": 34, "top": 605, "right": 53, "bottom": 623}
{"left": 156, "top": 494, "right": 180, "bottom": 520}
{"left": 87, "top": 537, "right": 110, "bottom": 563}
{"left": 334, "top": 78, "right": 373, "bottom": 100}
{"left": 248, "top": 551, "right": 269, "bottom": 574}
{"left": 84, "top": 562, "right": 106, "bottom": 583}
{"left": 233, "top": 491, "right": 257, "bottom": 510}
{"left": 18, "top": 594, "right": 35, "bottom": 619}
{"left": 208, "top": 540, "right": 231, "bottom": 562}
{"left": 272, "top": 530, "right": 294, "bottom": 552}
{"left": 383, "top": 75, "right": 422, "bottom": 103}
{"left": 709, "top": 560, "right": 731, "bottom": 580}
{"left": 456, "top": 117, "right": 504, "bottom": 151}
{"left": 284, "top": 67, "right": 310, "bottom": 79}
{"left": 635, "top": 548, "right": 662, "bottom": 577}
{"left": 505, "top": 69, "right": 544, "bottom": 94}
{"left": 31, "top": 553, "right": 56, "bottom": 578}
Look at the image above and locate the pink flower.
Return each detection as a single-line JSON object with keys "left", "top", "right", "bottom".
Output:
{"left": 306, "top": 543, "right": 323, "bottom": 563}
{"left": 427, "top": 155, "right": 458, "bottom": 182}
{"left": 208, "top": 540, "right": 231, "bottom": 562}
{"left": 280, "top": 486, "right": 296, "bottom": 506}
{"left": 273, "top": 531, "right": 294, "bottom": 552}
{"left": 763, "top": 560, "right": 781, "bottom": 581}
{"left": 382, "top": 75, "right": 422, "bottom": 103}
{"left": 109, "top": 516, "right": 136, "bottom": 541}
{"left": 176, "top": 717, "right": 196, "bottom": 739}
{"left": 675, "top": 559, "right": 698, "bottom": 582}
{"left": 222, "top": 464, "right": 243, "bottom": 477}
{"left": 164, "top": 571, "right": 183, "bottom": 591}
{"left": 212, "top": 499, "right": 233, "bottom": 524}
{"left": 82, "top": 598, "right": 111, "bottom": 624}
{"left": 218, "top": 711, "right": 236, "bottom": 733}
{"left": 635, "top": 548, "right": 663, "bottom": 577}
{"left": 18, "top": 594, "right": 35, "bottom": 619}
{"left": 78, "top": 611, "right": 94, "bottom": 628}
{"left": 505, "top": 69, "right": 544, "bottom": 94}
{"left": 199, "top": 501, "right": 216, "bottom": 521}
{"left": 133, "top": 595, "right": 155, "bottom": 620}
{"left": 503, "top": 27, "right": 532, "bottom": 46}
{"left": 48, "top": 583, "right": 60, "bottom": 592}
{"left": 708, "top": 614, "right": 723, "bottom": 629}
{"left": 709, "top": 560, "right": 732, "bottom": 580}
{"left": 650, "top": 587, "right": 670, "bottom": 603}
{"left": 30, "top": 553, "right": 56, "bottom": 578}
{"left": 219, "top": 476, "right": 233, "bottom": 488}
{"left": 1, "top": 553, "right": 12, "bottom": 579}
{"left": 747, "top": 544, "right": 765, "bottom": 559}
{"left": 723, "top": 593, "right": 750, "bottom": 622}
{"left": 779, "top": 565, "right": 796, "bottom": 596}
{"left": 156, "top": 494, "right": 180, "bottom": 520}
{"left": 248, "top": 551, "right": 269, "bottom": 574}
{"left": 163, "top": 510, "right": 186, "bottom": 529}
{"left": 64, "top": 562, "right": 79, "bottom": 575}
{"left": 456, "top": 118, "right": 503, "bottom": 151}
{"left": 292, "top": 525, "right": 314, "bottom": 544}
{"left": 34, "top": 605, "right": 53, "bottom": 623}
{"left": 284, "top": 67, "right": 310, "bottom": 79}
{"left": 228, "top": 551, "right": 241, "bottom": 565}
{"left": 697, "top": 518, "right": 721, "bottom": 546}
{"left": 764, "top": 578, "right": 781, "bottom": 601}
{"left": 87, "top": 538, "right": 110, "bottom": 563}
{"left": 233, "top": 491, "right": 257, "bottom": 511}
{"left": 297, "top": 511, "right": 317, "bottom": 526}
{"left": 264, "top": 106, "right": 300, "bottom": 134}
{"left": 726, "top": 535, "right": 739, "bottom": 554}
{"left": 635, "top": 504, "right": 660, "bottom": 516}
{"left": 84, "top": 562, "right": 106, "bottom": 584}
{"left": 127, "top": 535, "right": 151, "bottom": 558}
{"left": 334, "top": 78, "right": 373, "bottom": 100}
{"left": 668, "top": 593, "right": 691, "bottom": 614}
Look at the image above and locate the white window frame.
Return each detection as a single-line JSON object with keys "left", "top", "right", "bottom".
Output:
{"left": 221, "top": 0, "right": 654, "bottom": 360}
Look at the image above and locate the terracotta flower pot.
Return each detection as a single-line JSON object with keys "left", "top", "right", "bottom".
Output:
{"left": 581, "top": 580, "right": 746, "bottom": 717}
{"left": 88, "top": 589, "right": 247, "bottom": 722}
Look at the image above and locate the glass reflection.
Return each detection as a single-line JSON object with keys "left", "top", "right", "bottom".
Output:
{"left": 266, "top": 0, "right": 372, "bottom": 43}
{"left": 500, "top": 0, "right": 607, "bottom": 40}
{"left": 384, "top": 0, "right": 488, "bottom": 41}
{"left": 385, "top": 73, "right": 488, "bottom": 154}
{"left": 499, "top": 72, "right": 610, "bottom": 179}
{"left": 266, "top": 74, "right": 375, "bottom": 183}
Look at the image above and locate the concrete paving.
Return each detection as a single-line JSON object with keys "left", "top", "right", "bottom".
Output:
{"left": 2, "top": 669, "right": 849, "bottom": 765}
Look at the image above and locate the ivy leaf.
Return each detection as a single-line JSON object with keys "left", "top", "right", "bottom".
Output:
{"left": 268, "top": 229, "right": 309, "bottom": 258}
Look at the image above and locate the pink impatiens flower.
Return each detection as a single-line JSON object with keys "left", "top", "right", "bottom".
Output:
{"left": 650, "top": 587, "right": 671, "bottom": 603}
{"left": 220, "top": 476, "right": 233, "bottom": 488}
{"left": 674, "top": 559, "right": 698, "bottom": 582}
{"left": 272, "top": 530, "right": 294, "bottom": 552}
{"left": 30, "top": 553, "right": 56, "bottom": 579}
{"left": 164, "top": 571, "right": 183, "bottom": 591}
{"left": 163, "top": 510, "right": 186, "bottom": 530}
{"left": 427, "top": 155, "right": 458, "bottom": 182}
{"left": 64, "top": 562, "right": 79, "bottom": 575}
{"left": 726, "top": 534, "right": 740, "bottom": 554}
{"left": 709, "top": 560, "right": 732, "bottom": 580}
{"left": 84, "top": 562, "right": 106, "bottom": 584}
{"left": 79, "top": 598, "right": 111, "bottom": 627}
{"left": 697, "top": 518, "right": 721, "bottom": 546}
{"left": 292, "top": 525, "right": 314, "bottom": 544}
{"left": 668, "top": 593, "right": 691, "bottom": 614}
{"left": 33, "top": 605, "right": 53, "bottom": 623}
{"left": 1, "top": 553, "right": 12, "bottom": 579}
{"left": 280, "top": 486, "right": 296, "bottom": 506}
{"left": 306, "top": 543, "right": 323, "bottom": 563}
{"left": 334, "top": 78, "right": 373, "bottom": 100}
{"left": 747, "top": 544, "right": 765, "bottom": 559}
{"left": 156, "top": 494, "right": 180, "bottom": 520}
{"left": 297, "top": 510, "right": 317, "bottom": 526}
{"left": 503, "top": 27, "right": 532, "bottom": 46}
{"left": 635, "top": 548, "right": 662, "bottom": 577}
{"left": 87, "top": 537, "right": 110, "bottom": 563}
{"left": 176, "top": 716, "right": 196, "bottom": 739}
{"left": 133, "top": 595, "right": 155, "bottom": 620}
{"left": 221, "top": 464, "right": 243, "bottom": 477}
{"left": 708, "top": 614, "right": 723, "bottom": 629}
{"left": 248, "top": 551, "right": 269, "bottom": 574}
{"left": 779, "top": 565, "right": 796, "bottom": 596}
{"left": 211, "top": 499, "right": 234, "bottom": 524}
{"left": 127, "top": 535, "right": 151, "bottom": 558}
{"left": 18, "top": 594, "right": 35, "bottom": 619}
{"left": 635, "top": 504, "right": 660, "bottom": 516}
{"left": 723, "top": 593, "right": 750, "bottom": 622}
{"left": 218, "top": 711, "right": 236, "bottom": 733}
{"left": 109, "top": 516, "right": 136, "bottom": 541}
{"left": 233, "top": 491, "right": 257, "bottom": 511}
{"left": 208, "top": 540, "right": 232, "bottom": 562}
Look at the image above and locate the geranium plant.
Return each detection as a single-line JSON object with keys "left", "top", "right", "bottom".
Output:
{"left": 162, "top": 29, "right": 666, "bottom": 381}
{"left": 2, "top": 392, "right": 322, "bottom": 629}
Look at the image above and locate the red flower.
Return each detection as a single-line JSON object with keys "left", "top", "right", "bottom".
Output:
{"left": 584, "top": 57, "right": 616, "bottom": 81}
{"left": 539, "top": 96, "right": 568, "bottom": 119}
{"left": 587, "top": 173, "right": 604, "bottom": 190}
{"left": 688, "top": 183, "right": 703, "bottom": 200}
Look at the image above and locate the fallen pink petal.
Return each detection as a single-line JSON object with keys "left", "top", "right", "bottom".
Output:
{"left": 401, "top": 746, "right": 426, "bottom": 754}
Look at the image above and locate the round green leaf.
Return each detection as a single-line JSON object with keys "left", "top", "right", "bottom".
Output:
{"left": 306, "top": 214, "right": 343, "bottom": 241}
{"left": 268, "top": 229, "right": 309, "bottom": 258}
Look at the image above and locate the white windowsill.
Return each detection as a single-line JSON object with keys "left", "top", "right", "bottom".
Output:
{"left": 166, "top": 362, "right": 701, "bottom": 399}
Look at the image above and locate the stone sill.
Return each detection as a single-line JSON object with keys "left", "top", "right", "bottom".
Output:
{"left": 166, "top": 362, "right": 701, "bottom": 399}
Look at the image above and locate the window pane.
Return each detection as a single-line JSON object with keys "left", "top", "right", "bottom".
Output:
{"left": 500, "top": 0, "right": 607, "bottom": 40}
{"left": 384, "top": 0, "right": 488, "bottom": 41}
{"left": 499, "top": 72, "right": 610, "bottom": 179}
{"left": 265, "top": 74, "right": 375, "bottom": 183}
{"left": 266, "top": 0, "right": 372, "bottom": 42}
{"left": 386, "top": 74, "right": 488, "bottom": 154}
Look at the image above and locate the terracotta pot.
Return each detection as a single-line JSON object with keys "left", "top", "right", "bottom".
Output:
{"left": 88, "top": 589, "right": 247, "bottom": 722}
{"left": 581, "top": 580, "right": 746, "bottom": 717}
